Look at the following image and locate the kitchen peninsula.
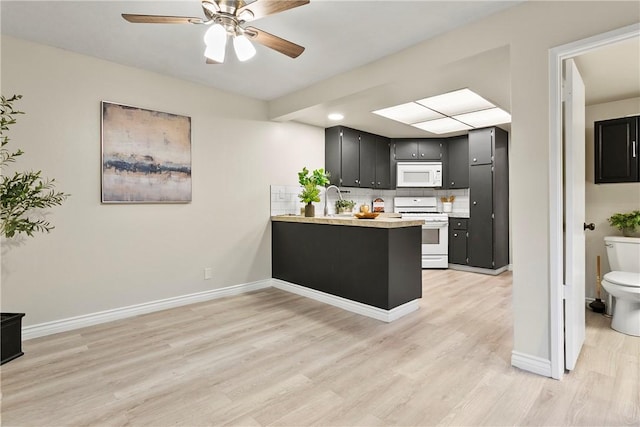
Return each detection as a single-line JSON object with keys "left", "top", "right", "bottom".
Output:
{"left": 271, "top": 215, "right": 423, "bottom": 322}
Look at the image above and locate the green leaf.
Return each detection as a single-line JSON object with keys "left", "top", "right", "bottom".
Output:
{"left": 1, "top": 94, "right": 69, "bottom": 238}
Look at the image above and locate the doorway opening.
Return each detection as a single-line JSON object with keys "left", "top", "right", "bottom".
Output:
{"left": 549, "top": 23, "right": 640, "bottom": 380}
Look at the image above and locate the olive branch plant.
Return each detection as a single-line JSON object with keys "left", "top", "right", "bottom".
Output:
{"left": 1, "top": 95, "right": 69, "bottom": 238}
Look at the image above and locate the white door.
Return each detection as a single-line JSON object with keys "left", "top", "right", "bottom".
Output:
{"left": 563, "top": 58, "right": 586, "bottom": 371}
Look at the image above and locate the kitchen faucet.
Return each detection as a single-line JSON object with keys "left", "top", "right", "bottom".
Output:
{"left": 324, "top": 185, "right": 343, "bottom": 216}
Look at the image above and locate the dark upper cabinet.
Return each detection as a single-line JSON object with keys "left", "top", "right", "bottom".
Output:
{"left": 359, "top": 132, "right": 377, "bottom": 188}
{"left": 469, "top": 127, "right": 494, "bottom": 165}
{"left": 418, "top": 140, "right": 443, "bottom": 160}
{"left": 445, "top": 136, "right": 469, "bottom": 189}
{"left": 393, "top": 139, "right": 443, "bottom": 161}
{"left": 341, "top": 127, "right": 361, "bottom": 187}
{"left": 595, "top": 116, "right": 639, "bottom": 183}
{"left": 394, "top": 139, "right": 419, "bottom": 160}
{"left": 325, "top": 126, "right": 390, "bottom": 189}
{"left": 374, "top": 135, "right": 391, "bottom": 189}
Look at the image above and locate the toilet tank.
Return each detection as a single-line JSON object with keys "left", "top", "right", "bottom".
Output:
{"left": 604, "top": 236, "right": 640, "bottom": 273}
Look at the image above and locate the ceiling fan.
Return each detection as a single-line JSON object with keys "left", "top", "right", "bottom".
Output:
{"left": 122, "top": 0, "right": 309, "bottom": 64}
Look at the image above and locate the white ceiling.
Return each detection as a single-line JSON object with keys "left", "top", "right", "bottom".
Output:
{"left": 2, "top": 1, "right": 638, "bottom": 138}
{"left": 1, "top": 0, "right": 522, "bottom": 101}
{"left": 574, "top": 36, "right": 640, "bottom": 107}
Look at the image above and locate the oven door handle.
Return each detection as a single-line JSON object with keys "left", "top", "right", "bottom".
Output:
{"left": 422, "top": 222, "right": 448, "bottom": 229}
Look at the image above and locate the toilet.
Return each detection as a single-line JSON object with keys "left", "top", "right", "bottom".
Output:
{"left": 602, "top": 236, "right": 640, "bottom": 336}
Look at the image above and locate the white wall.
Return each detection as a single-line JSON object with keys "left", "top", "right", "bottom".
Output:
{"left": 585, "top": 97, "right": 640, "bottom": 299}
{"left": 1, "top": 37, "right": 324, "bottom": 326}
{"left": 266, "top": 1, "right": 640, "bottom": 365}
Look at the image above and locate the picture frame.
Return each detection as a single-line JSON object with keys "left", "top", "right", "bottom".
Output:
{"left": 101, "top": 101, "right": 192, "bottom": 203}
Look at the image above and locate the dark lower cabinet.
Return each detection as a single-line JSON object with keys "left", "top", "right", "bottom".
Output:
{"left": 448, "top": 218, "right": 468, "bottom": 265}
{"left": 595, "top": 116, "right": 639, "bottom": 183}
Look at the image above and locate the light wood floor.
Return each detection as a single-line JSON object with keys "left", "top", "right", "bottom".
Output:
{"left": 1, "top": 270, "right": 638, "bottom": 426}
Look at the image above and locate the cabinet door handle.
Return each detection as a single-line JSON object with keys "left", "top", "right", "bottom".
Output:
{"left": 421, "top": 153, "right": 425, "bottom": 157}
{"left": 473, "top": 158, "right": 477, "bottom": 162}
{"left": 371, "top": 181, "right": 375, "bottom": 185}
{"left": 377, "top": 182, "right": 381, "bottom": 185}
{"left": 633, "top": 140, "right": 637, "bottom": 158}
{"left": 451, "top": 181, "right": 455, "bottom": 186}
{"left": 454, "top": 233, "right": 458, "bottom": 237}
{"left": 473, "top": 201, "right": 477, "bottom": 205}
{"left": 412, "top": 153, "right": 416, "bottom": 157}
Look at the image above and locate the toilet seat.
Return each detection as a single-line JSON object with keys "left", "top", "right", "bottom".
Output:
{"left": 603, "top": 271, "right": 640, "bottom": 288}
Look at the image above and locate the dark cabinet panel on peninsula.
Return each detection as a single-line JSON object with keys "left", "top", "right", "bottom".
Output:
{"left": 272, "top": 220, "right": 422, "bottom": 310}
{"left": 594, "top": 116, "right": 639, "bottom": 183}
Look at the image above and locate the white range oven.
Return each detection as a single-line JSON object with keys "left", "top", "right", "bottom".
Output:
{"left": 394, "top": 197, "right": 449, "bottom": 269}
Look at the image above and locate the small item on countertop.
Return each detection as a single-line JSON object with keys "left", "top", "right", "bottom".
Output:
{"left": 355, "top": 212, "right": 379, "bottom": 219}
{"left": 440, "top": 196, "right": 448, "bottom": 203}
{"left": 360, "top": 204, "right": 370, "bottom": 213}
{"left": 373, "top": 198, "right": 385, "bottom": 212}
{"left": 448, "top": 195, "right": 455, "bottom": 203}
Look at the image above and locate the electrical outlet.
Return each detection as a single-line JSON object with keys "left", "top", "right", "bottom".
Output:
{"left": 204, "top": 267, "right": 212, "bottom": 280}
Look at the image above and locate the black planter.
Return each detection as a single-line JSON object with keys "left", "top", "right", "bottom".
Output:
{"left": 1, "top": 313, "right": 25, "bottom": 365}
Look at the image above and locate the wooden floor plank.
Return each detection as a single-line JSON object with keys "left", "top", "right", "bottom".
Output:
{"left": 1, "top": 269, "right": 638, "bottom": 426}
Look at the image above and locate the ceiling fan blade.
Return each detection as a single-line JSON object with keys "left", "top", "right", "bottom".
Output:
{"left": 122, "top": 14, "right": 204, "bottom": 24}
{"left": 238, "top": 0, "right": 309, "bottom": 21}
{"left": 245, "top": 26, "right": 304, "bottom": 58}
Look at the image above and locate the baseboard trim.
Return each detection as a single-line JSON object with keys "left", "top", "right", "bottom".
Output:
{"left": 22, "top": 280, "right": 272, "bottom": 340}
{"left": 511, "top": 351, "right": 552, "bottom": 377}
{"left": 448, "top": 264, "right": 509, "bottom": 276}
{"left": 271, "top": 279, "right": 419, "bottom": 322}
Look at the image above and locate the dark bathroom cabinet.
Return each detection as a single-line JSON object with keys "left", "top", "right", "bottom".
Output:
{"left": 594, "top": 115, "right": 639, "bottom": 183}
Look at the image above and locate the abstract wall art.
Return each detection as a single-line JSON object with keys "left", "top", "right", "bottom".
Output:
{"left": 101, "top": 101, "right": 192, "bottom": 203}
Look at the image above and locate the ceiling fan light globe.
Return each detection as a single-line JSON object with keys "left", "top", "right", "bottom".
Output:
{"left": 204, "top": 43, "right": 226, "bottom": 63}
{"left": 233, "top": 35, "right": 256, "bottom": 62}
{"left": 203, "top": 24, "right": 227, "bottom": 63}
{"left": 204, "top": 23, "right": 227, "bottom": 46}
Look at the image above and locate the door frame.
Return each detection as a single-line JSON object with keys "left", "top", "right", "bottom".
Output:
{"left": 548, "top": 23, "right": 640, "bottom": 380}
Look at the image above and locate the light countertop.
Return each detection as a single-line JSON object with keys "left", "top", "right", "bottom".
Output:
{"left": 271, "top": 214, "right": 424, "bottom": 229}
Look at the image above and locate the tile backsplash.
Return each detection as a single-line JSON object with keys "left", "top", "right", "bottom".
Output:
{"left": 270, "top": 185, "right": 470, "bottom": 217}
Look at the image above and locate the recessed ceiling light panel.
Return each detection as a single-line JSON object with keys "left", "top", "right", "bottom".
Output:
{"left": 328, "top": 113, "right": 344, "bottom": 121}
{"left": 453, "top": 107, "right": 511, "bottom": 128}
{"left": 372, "top": 102, "right": 444, "bottom": 124}
{"left": 412, "top": 117, "right": 472, "bottom": 134}
{"left": 416, "top": 88, "right": 495, "bottom": 116}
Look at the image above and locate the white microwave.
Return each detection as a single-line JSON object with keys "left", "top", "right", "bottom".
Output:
{"left": 396, "top": 162, "right": 443, "bottom": 187}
